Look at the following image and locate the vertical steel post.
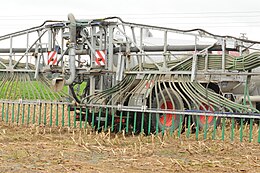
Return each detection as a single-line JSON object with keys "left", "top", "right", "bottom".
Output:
{"left": 9, "top": 36, "right": 13, "bottom": 67}
{"left": 90, "top": 27, "right": 95, "bottom": 67}
{"left": 131, "top": 27, "right": 137, "bottom": 43}
{"left": 89, "top": 76, "right": 95, "bottom": 96}
{"left": 37, "top": 30, "right": 45, "bottom": 66}
{"left": 61, "top": 28, "right": 64, "bottom": 66}
{"left": 163, "top": 31, "right": 167, "bottom": 69}
{"left": 221, "top": 39, "right": 226, "bottom": 71}
{"left": 34, "top": 43, "right": 40, "bottom": 79}
{"left": 26, "top": 32, "right": 29, "bottom": 69}
{"left": 204, "top": 50, "right": 209, "bottom": 71}
{"left": 139, "top": 28, "right": 143, "bottom": 71}
{"left": 48, "top": 29, "right": 52, "bottom": 52}
{"left": 191, "top": 53, "right": 198, "bottom": 82}
{"left": 131, "top": 26, "right": 141, "bottom": 72}
{"left": 108, "top": 25, "right": 114, "bottom": 78}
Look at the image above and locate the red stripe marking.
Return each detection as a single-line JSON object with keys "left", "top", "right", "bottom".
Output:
{"left": 95, "top": 58, "right": 101, "bottom": 65}
{"left": 49, "top": 51, "right": 56, "bottom": 60}
{"left": 48, "top": 51, "right": 57, "bottom": 65}
{"left": 96, "top": 50, "right": 105, "bottom": 64}
{"left": 52, "top": 57, "right": 57, "bottom": 65}
{"left": 47, "top": 52, "right": 51, "bottom": 64}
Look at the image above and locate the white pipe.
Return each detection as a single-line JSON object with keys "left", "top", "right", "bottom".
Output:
{"left": 65, "top": 13, "right": 76, "bottom": 85}
{"left": 237, "top": 95, "right": 260, "bottom": 104}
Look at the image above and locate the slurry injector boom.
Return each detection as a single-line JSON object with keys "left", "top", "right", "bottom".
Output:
{"left": 0, "top": 14, "right": 260, "bottom": 138}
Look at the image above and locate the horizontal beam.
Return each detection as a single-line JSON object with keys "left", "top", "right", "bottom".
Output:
{"left": 85, "top": 104, "right": 260, "bottom": 119}
{"left": 113, "top": 44, "right": 237, "bottom": 53}
{"left": 0, "top": 48, "right": 87, "bottom": 55}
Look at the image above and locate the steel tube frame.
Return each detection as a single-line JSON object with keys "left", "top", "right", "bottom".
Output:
{"left": 84, "top": 104, "right": 260, "bottom": 119}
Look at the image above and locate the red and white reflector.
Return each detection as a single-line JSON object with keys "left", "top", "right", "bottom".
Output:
{"left": 95, "top": 50, "right": 106, "bottom": 66}
{"left": 48, "top": 51, "right": 57, "bottom": 65}
{"left": 48, "top": 46, "right": 59, "bottom": 65}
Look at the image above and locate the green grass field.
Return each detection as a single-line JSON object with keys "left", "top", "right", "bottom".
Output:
{"left": 0, "top": 77, "right": 87, "bottom": 101}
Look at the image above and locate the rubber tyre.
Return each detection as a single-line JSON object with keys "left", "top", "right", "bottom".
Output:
{"left": 149, "top": 88, "right": 184, "bottom": 133}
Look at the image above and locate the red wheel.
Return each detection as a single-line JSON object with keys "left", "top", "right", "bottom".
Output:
{"left": 151, "top": 89, "right": 184, "bottom": 132}
{"left": 199, "top": 104, "right": 214, "bottom": 125}
{"left": 193, "top": 103, "right": 221, "bottom": 129}
{"left": 160, "top": 101, "right": 176, "bottom": 127}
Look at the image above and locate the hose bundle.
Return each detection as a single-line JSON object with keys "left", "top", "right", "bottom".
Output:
{"left": 87, "top": 52, "right": 260, "bottom": 114}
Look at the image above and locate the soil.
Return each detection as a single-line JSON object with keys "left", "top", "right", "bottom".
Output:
{"left": 0, "top": 122, "right": 259, "bottom": 173}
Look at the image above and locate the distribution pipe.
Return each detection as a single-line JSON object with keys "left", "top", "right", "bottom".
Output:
{"left": 65, "top": 13, "right": 76, "bottom": 85}
{"left": 0, "top": 48, "right": 87, "bottom": 55}
{"left": 113, "top": 45, "right": 237, "bottom": 53}
{"left": 52, "top": 13, "right": 77, "bottom": 91}
{"left": 237, "top": 96, "right": 260, "bottom": 104}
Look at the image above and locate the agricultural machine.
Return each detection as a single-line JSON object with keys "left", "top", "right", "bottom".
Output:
{"left": 0, "top": 14, "right": 260, "bottom": 141}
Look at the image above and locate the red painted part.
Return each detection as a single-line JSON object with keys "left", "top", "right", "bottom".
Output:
{"left": 199, "top": 104, "right": 214, "bottom": 124}
{"left": 160, "top": 101, "right": 176, "bottom": 127}
{"left": 115, "top": 118, "right": 125, "bottom": 123}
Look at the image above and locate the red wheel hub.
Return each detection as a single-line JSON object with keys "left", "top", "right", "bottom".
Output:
{"left": 160, "top": 101, "right": 176, "bottom": 127}
{"left": 199, "top": 104, "right": 214, "bottom": 124}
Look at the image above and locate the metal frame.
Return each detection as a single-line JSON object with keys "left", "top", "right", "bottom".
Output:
{"left": 0, "top": 14, "right": 259, "bottom": 119}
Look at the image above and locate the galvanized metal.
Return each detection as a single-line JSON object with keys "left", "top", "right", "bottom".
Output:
{"left": 0, "top": 14, "right": 259, "bottom": 143}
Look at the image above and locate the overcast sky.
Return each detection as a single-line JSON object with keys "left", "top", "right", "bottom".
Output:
{"left": 0, "top": 0, "right": 260, "bottom": 40}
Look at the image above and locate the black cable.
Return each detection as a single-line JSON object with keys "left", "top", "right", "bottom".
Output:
{"left": 100, "top": 16, "right": 260, "bottom": 44}
{"left": 0, "top": 20, "right": 63, "bottom": 39}
{"left": 69, "top": 84, "right": 81, "bottom": 103}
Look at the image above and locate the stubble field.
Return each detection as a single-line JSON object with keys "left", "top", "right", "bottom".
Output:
{"left": 0, "top": 122, "right": 260, "bottom": 173}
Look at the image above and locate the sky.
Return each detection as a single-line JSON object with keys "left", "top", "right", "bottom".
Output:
{"left": 0, "top": 0, "right": 260, "bottom": 41}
